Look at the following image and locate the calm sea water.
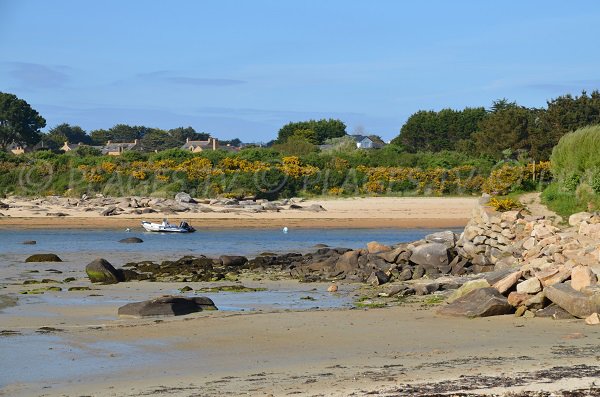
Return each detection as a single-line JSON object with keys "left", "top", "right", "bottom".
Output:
{"left": 0, "top": 227, "right": 462, "bottom": 257}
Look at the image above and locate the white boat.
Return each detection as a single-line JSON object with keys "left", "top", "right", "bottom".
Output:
{"left": 141, "top": 219, "right": 196, "bottom": 233}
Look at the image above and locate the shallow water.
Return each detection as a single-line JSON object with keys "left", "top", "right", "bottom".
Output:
{"left": 0, "top": 227, "right": 461, "bottom": 256}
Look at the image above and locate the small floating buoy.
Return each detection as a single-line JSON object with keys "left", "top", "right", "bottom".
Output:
{"left": 125, "top": 228, "right": 131, "bottom": 232}
{"left": 282, "top": 227, "right": 288, "bottom": 233}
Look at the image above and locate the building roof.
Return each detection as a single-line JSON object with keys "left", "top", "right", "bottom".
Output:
{"left": 102, "top": 140, "right": 140, "bottom": 154}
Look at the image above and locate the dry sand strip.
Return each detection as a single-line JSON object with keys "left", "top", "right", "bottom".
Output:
{"left": 0, "top": 196, "right": 477, "bottom": 229}
{"left": 3, "top": 304, "right": 599, "bottom": 397}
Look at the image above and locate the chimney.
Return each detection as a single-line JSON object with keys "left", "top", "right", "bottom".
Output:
{"left": 212, "top": 138, "right": 217, "bottom": 151}
{"left": 134, "top": 139, "right": 139, "bottom": 145}
{"left": 107, "top": 140, "right": 111, "bottom": 145}
{"left": 186, "top": 137, "right": 190, "bottom": 143}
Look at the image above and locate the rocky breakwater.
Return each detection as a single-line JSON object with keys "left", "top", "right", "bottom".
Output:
{"left": 437, "top": 197, "right": 600, "bottom": 324}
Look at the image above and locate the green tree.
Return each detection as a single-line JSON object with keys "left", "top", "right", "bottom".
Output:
{"left": 277, "top": 119, "right": 346, "bottom": 144}
{"left": 391, "top": 107, "right": 487, "bottom": 152}
{"left": 533, "top": 90, "right": 600, "bottom": 160}
{"left": 473, "top": 102, "right": 536, "bottom": 159}
{"left": 45, "top": 123, "right": 91, "bottom": 150}
{"left": 168, "top": 126, "right": 210, "bottom": 143}
{"left": 0, "top": 92, "right": 46, "bottom": 148}
{"left": 140, "top": 128, "right": 178, "bottom": 152}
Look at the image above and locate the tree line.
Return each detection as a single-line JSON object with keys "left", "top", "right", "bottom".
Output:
{"left": 391, "top": 91, "right": 600, "bottom": 161}
{"left": 3, "top": 90, "right": 600, "bottom": 161}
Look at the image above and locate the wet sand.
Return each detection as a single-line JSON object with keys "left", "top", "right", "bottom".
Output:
{"left": 2, "top": 300, "right": 599, "bottom": 396}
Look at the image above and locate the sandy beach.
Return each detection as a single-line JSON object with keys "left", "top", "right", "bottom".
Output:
{"left": 0, "top": 196, "right": 477, "bottom": 229}
{"left": 2, "top": 195, "right": 600, "bottom": 396}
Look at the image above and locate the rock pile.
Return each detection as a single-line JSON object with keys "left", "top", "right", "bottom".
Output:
{"left": 435, "top": 198, "right": 600, "bottom": 322}
{"left": 0, "top": 194, "right": 325, "bottom": 216}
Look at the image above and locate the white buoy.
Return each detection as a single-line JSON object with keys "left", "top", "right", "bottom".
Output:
{"left": 283, "top": 227, "right": 288, "bottom": 233}
{"left": 125, "top": 228, "right": 131, "bottom": 232}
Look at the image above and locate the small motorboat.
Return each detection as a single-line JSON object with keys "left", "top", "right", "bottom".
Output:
{"left": 141, "top": 219, "right": 196, "bottom": 233}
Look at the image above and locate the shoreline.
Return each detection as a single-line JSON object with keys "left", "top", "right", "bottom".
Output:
{"left": 0, "top": 216, "right": 470, "bottom": 229}
{"left": 0, "top": 196, "right": 477, "bottom": 229}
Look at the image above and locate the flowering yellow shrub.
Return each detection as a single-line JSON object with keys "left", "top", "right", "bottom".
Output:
{"left": 100, "top": 161, "right": 117, "bottom": 173}
{"left": 176, "top": 157, "right": 220, "bottom": 179}
{"left": 155, "top": 174, "right": 170, "bottom": 182}
{"left": 278, "top": 156, "right": 319, "bottom": 178}
{"left": 131, "top": 170, "right": 147, "bottom": 180}
{"left": 218, "top": 157, "right": 270, "bottom": 173}
{"left": 489, "top": 197, "right": 522, "bottom": 212}
{"left": 84, "top": 172, "right": 105, "bottom": 183}
{"left": 328, "top": 187, "right": 344, "bottom": 195}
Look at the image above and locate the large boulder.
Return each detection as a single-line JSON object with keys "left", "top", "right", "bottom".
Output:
{"left": 409, "top": 243, "right": 449, "bottom": 269}
{"left": 545, "top": 283, "right": 600, "bottom": 318}
{"left": 118, "top": 295, "right": 217, "bottom": 318}
{"left": 335, "top": 250, "right": 360, "bottom": 273}
{"left": 86, "top": 258, "right": 122, "bottom": 284}
{"left": 569, "top": 212, "right": 593, "bottom": 227}
{"left": 25, "top": 253, "right": 62, "bottom": 262}
{"left": 425, "top": 231, "right": 457, "bottom": 248}
{"left": 175, "top": 192, "right": 195, "bottom": 204}
{"left": 219, "top": 255, "right": 248, "bottom": 267}
{"left": 447, "top": 279, "right": 490, "bottom": 303}
{"left": 438, "top": 287, "right": 513, "bottom": 318}
{"left": 366, "top": 241, "right": 391, "bottom": 254}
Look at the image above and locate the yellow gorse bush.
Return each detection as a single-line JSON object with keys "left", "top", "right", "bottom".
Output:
{"left": 488, "top": 197, "right": 522, "bottom": 212}
{"left": 278, "top": 156, "right": 319, "bottom": 178}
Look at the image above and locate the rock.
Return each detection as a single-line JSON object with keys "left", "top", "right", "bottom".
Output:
{"left": 569, "top": 212, "right": 593, "bottom": 227}
{"left": 545, "top": 283, "right": 600, "bottom": 318}
{"left": 585, "top": 312, "right": 600, "bottom": 325}
{"left": 25, "top": 253, "right": 62, "bottom": 262}
{"left": 523, "top": 291, "right": 548, "bottom": 310}
{"left": 306, "top": 204, "right": 326, "bottom": 212}
{"left": 335, "top": 250, "right": 359, "bottom": 273}
{"left": 366, "top": 241, "right": 391, "bottom": 253}
{"left": 101, "top": 206, "right": 118, "bottom": 216}
{"left": 522, "top": 237, "right": 536, "bottom": 251}
{"left": 397, "top": 267, "right": 413, "bottom": 281}
{"left": 438, "top": 288, "right": 513, "bottom": 318}
{"left": 516, "top": 277, "right": 542, "bottom": 294}
{"left": 507, "top": 292, "right": 531, "bottom": 307}
{"left": 500, "top": 210, "right": 523, "bottom": 223}
{"left": 425, "top": 231, "right": 457, "bottom": 248}
{"left": 0, "top": 201, "right": 8, "bottom": 209}
{"left": 579, "top": 222, "right": 600, "bottom": 239}
{"left": 447, "top": 279, "right": 491, "bottom": 303}
{"left": 571, "top": 265, "right": 597, "bottom": 292}
{"left": 119, "top": 237, "right": 144, "bottom": 244}
{"left": 414, "top": 282, "right": 439, "bottom": 296}
{"left": 492, "top": 271, "right": 522, "bottom": 294}
{"left": 22, "top": 240, "right": 37, "bottom": 245}
{"left": 175, "top": 192, "right": 195, "bottom": 203}
{"left": 327, "top": 284, "right": 338, "bottom": 292}
{"left": 412, "top": 265, "right": 425, "bottom": 279}
{"left": 535, "top": 304, "right": 575, "bottom": 319}
{"left": 409, "top": 243, "right": 449, "bottom": 268}
{"left": 86, "top": 258, "right": 121, "bottom": 284}
{"left": 118, "top": 295, "right": 217, "bottom": 318}
{"left": 46, "top": 212, "right": 69, "bottom": 217}
{"left": 377, "top": 245, "right": 407, "bottom": 263}
{"left": 367, "top": 270, "right": 389, "bottom": 286}
{"left": 219, "top": 255, "right": 248, "bottom": 267}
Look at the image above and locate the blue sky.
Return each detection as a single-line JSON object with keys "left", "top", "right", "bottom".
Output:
{"left": 1, "top": 1, "right": 600, "bottom": 142}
